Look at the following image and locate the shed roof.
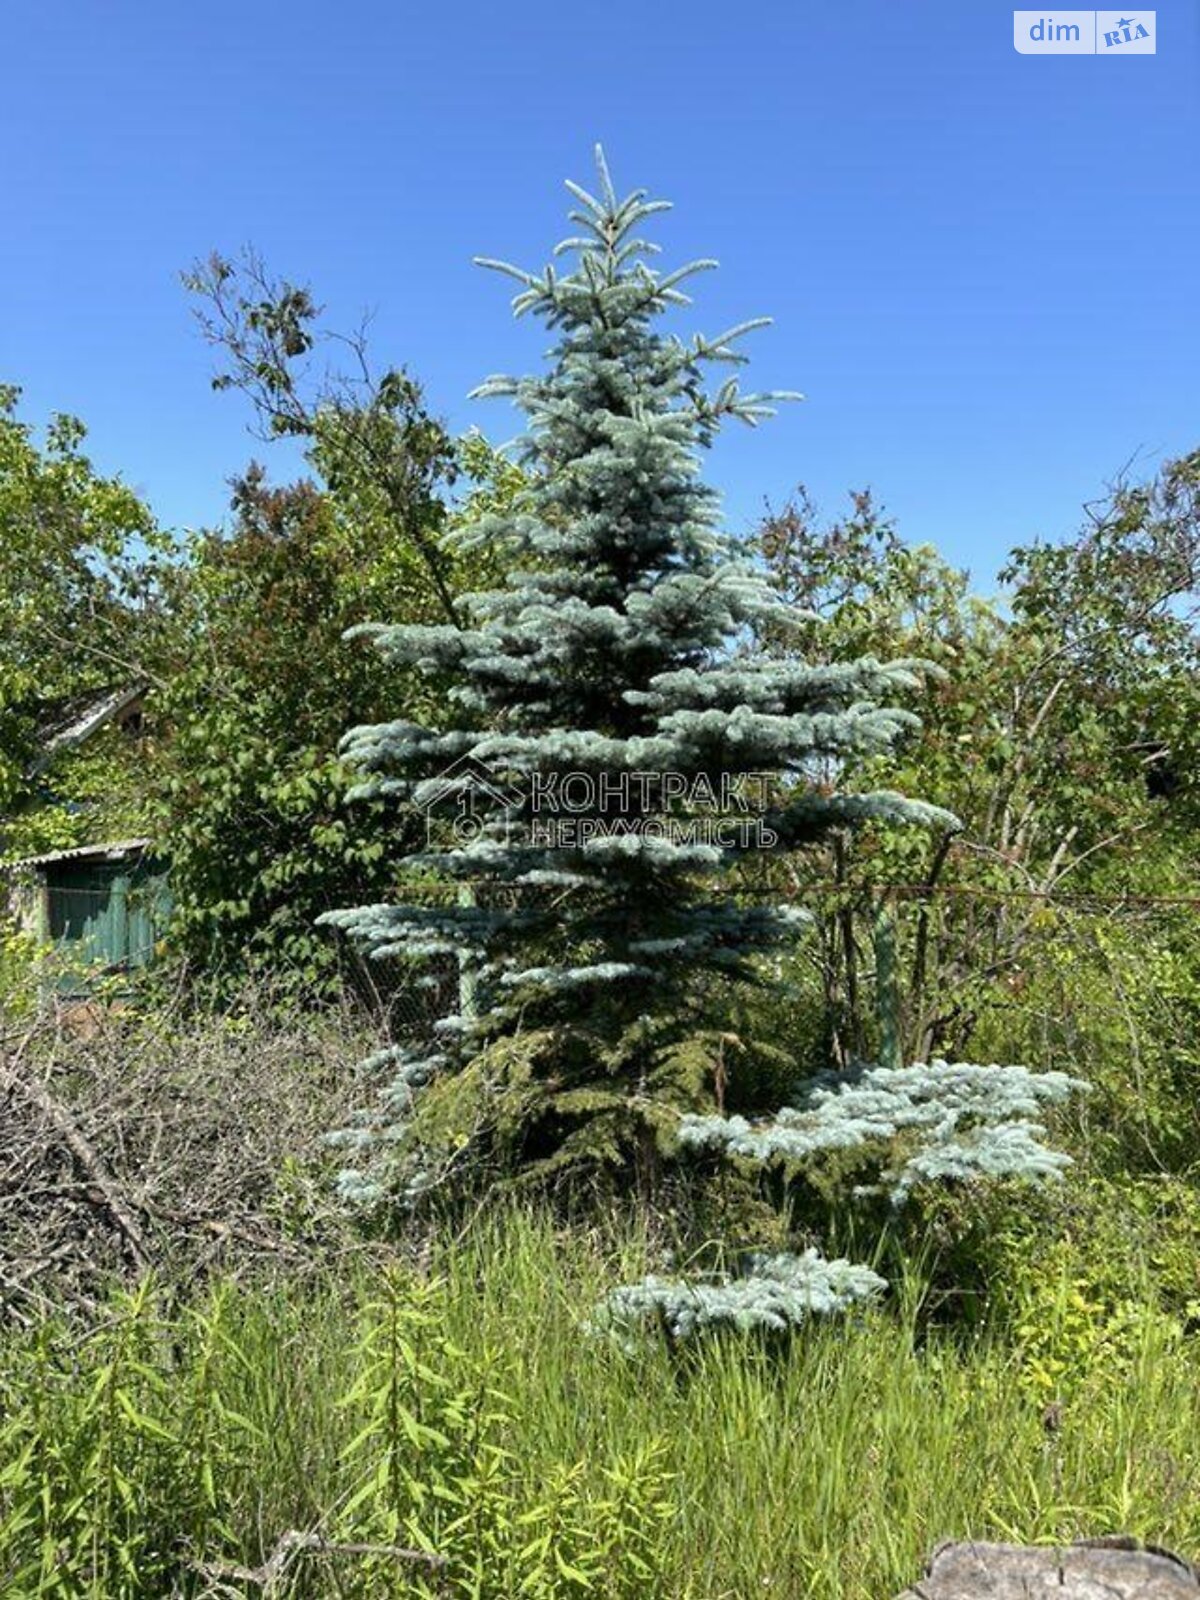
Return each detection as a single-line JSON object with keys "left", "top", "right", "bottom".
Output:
{"left": 27, "top": 684, "right": 148, "bottom": 778}
{"left": 6, "top": 838, "right": 152, "bottom": 871}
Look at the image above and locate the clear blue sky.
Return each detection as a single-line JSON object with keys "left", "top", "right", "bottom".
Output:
{"left": 3, "top": 1, "right": 1197, "bottom": 584}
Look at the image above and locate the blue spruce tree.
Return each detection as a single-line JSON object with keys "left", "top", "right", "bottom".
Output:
{"left": 322, "top": 150, "right": 1083, "bottom": 1325}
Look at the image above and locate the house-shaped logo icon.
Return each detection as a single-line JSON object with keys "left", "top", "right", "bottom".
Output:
{"left": 418, "top": 755, "right": 525, "bottom": 843}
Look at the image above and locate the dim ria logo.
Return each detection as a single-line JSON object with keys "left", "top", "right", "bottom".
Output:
{"left": 1014, "top": 11, "right": 1155, "bottom": 52}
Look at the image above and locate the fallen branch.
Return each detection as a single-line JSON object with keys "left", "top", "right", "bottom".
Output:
{"left": 2, "top": 1043, "right": 152, "bottom": 1273}
{"left": 191, "top": 1529, "right": 447, "bottom": 1595}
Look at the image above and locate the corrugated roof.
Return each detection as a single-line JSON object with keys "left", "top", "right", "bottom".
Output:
{"left": 5, "top": 838, "right": 152, "bottom": 870}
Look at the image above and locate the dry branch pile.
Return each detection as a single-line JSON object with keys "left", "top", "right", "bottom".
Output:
{"left": 0, "top": 988, "right": 384, "bottom": 1320}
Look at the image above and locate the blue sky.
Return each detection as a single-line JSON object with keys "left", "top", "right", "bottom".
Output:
{"left": 3, "top": 1, "right": 1197, "bottom": 585}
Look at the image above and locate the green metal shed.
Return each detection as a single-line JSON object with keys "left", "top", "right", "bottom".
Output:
{"left": 7, "top": 839, "right": 171, "bottom": 988}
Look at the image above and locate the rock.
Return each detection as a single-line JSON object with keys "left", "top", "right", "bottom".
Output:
{"left": 896, "top": 1537, "right": 1200, "bottom": 1597}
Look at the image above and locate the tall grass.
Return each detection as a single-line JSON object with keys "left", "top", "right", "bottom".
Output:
{"left": 2, "top": 1208, "right": 1198, "bottom": 1598}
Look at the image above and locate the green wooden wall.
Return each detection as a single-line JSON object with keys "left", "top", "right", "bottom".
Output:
{"left": 45, "top": 856, "right": 170, "bottom": 986}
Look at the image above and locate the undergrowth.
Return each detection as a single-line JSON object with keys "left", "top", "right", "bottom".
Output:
{"left": 1, "top": 1208, "right": 1198, "bottom": 1598}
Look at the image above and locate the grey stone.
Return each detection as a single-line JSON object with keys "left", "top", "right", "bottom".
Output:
{"left": 896, "top": 1537, "right": 1200, "bottom": 1598}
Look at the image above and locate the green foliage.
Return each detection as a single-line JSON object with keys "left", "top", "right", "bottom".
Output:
{"left": 0, "top": 1239, "right": 679, "bottom": 1600}
{"left": 145, "top": 471, "right": 442, "bottom": 991}
{"left": 148, "top": 253, "right": 525, "bottom": 986}
{"left": 960, "top": 899, "right": 1200, "bottom": 1176}
{"left": 971, "top": 1173, "right": 1200, "bottom": 1407}
{"left": 1007, "top": 1248, "right": 1185, "bottom": 1405}
{"left": 0, "top": 916, "right": 42, "bottom": 1016}
{"left": 753, "top": 463, "right": 1200, "bottom": 1168}
{"left": 0, "top": 385, "right": 162, "bottom": 855}
{"left": 337, "top": 1268, "right": 675, "bottom": 1598}
{"left": 421, "top": 1023, "right": 749, "bottom": 1197}
{"left": 2, "top": 1211, "right": 1200, "bottom": 1599}
{"left": 1004, "top": 449, "right": 1200, "bottom": 819}
{"left": 184, "top": 247, "right": 482, "bottom": 629}
{"left": 0, "top": 1278, "right": 180, "bottom": 1597}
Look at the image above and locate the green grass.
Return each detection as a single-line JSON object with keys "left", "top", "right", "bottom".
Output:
{"left": 2, "top": 1207, "right": 1198, "bottom": 1598}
